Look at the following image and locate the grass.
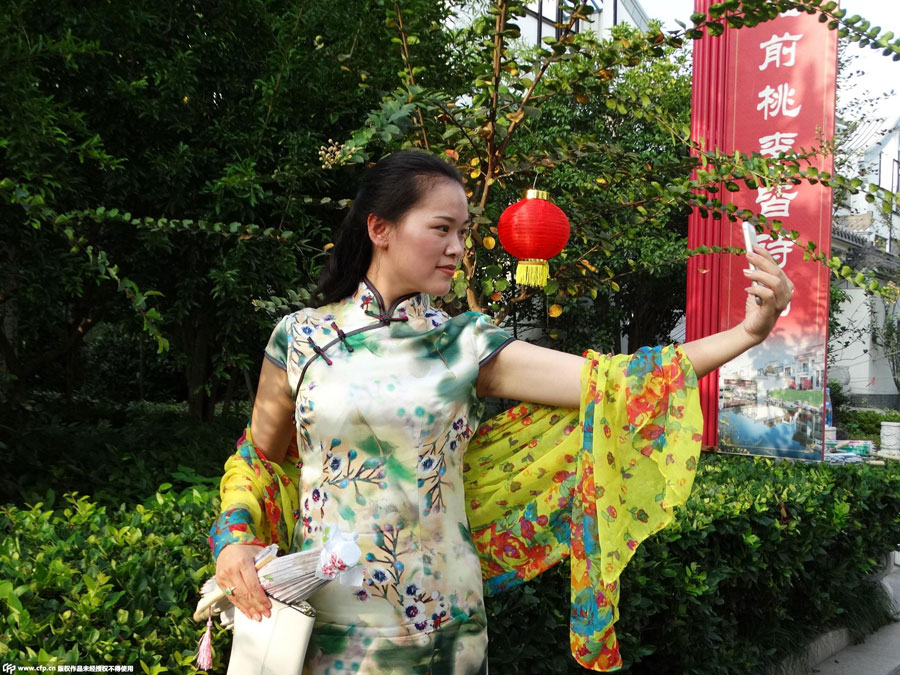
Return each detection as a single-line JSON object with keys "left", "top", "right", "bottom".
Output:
{"left": 768, "top": 388, "right": 824, "bottom": 404}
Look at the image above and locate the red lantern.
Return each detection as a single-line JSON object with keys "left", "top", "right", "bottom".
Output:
{"left": 497, "top": 189, "right": 570, "bottom": 287}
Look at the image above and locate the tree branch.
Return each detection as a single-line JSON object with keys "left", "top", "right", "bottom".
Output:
{"left": 257, "top": 5, "right": 307, "bottom": 147}
{"left": 433, "top": 99, "right": 485, "bottom": 165}
{"left": 0, "top": 324, "right": 20, "bottom": 377}
{"left": 15, "top": 315, "right": 99, "bottom": 380}
{"left": 493, "top": 285, "right": 537, "bottom": 325}
{"left": 495, "top": 1, "right": 588, "bottom": 160}
{"left": 394, "top": 3, "right": 430, "bottom": 151}
{"left": 465, "top": 3, "right": 589, "bottom": 313}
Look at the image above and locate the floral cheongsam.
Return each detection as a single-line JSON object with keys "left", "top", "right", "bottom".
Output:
{"left": 211, "top": 281, "right": 704, "bottom": 672}
{"left": 263, "top": 278, "right": 514, "bottom": 674}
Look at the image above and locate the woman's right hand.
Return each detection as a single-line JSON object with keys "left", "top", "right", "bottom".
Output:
{"left": 215, "top": 544, "right": 272, "bottom": 621}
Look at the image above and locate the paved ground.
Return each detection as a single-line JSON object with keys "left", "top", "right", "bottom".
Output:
{"left": 810, "top": 621, "right": 900, "bottom": 675}
{"left": 809, "top": 555, "right": 900, "bottom": 675}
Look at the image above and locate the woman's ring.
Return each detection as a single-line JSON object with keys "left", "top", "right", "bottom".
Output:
{"left": 224, "top": 586, "right": 236, "bottom": 596}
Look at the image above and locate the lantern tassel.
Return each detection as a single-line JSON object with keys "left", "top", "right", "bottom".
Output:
{"left": 515, "top": 259, "right": 549, "bottom": 287}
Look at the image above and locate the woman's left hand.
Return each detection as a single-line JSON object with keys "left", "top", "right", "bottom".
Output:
{"left": 740, "top": 244, "right": 794, "bottom": 344}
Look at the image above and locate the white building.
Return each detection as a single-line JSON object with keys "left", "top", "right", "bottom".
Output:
{"left": 453, "top": 1, "right": 651, "bottom": 41}
{"left": 830, "top": 117, "right": 900, "bottom": 408}
{"left": 841, "top": 116, "right": 900, "bottom": 252}
{"left": 518, "top": 0, "right": 650, "bottom": 44}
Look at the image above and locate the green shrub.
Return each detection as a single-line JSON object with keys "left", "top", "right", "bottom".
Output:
{"left": 840, "top": 408, "right": 900, "bottom": 444}
{"left": 2, "top": 456, "right": 899, "bottom": 674}
{"left": 0, "top": 486, "right": 227, "bottom": 674}
{"left": 827, "top": 380, "right": 850, "bottom": 420}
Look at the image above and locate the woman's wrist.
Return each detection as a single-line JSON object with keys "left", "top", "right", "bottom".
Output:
{"left": 735, "top": 321, "right": 766, "bottom": 349}
{"left": 681, "top": 323, "right": 763, "bottom": 379}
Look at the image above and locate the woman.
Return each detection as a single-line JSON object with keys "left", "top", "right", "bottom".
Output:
{"left": 210, "top": 150, "right": 792, "bottom": 673}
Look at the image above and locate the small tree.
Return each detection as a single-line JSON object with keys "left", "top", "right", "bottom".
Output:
{"left": 328, "top": 0, "right": 900, "bottom": 337}
{"left": 874, "top": 302, "right": 900, "bottom": 395}
{"left": 0, "top": 0, "right": 456, "bottom": 416}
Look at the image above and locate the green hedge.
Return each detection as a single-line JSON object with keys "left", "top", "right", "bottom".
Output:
{"left": 0, "top": 487, "right": 223, "bottom": 674}
{"left": 2, "top": 457, "right": 899, "bottom": 674}
{"left": 840, "top": 408, "right": 900, "bottom": 444}
{"left": 623, "top": 455, "right": 900, "bottom": 673}
{"left": 488, "top": 455, "right": 900, "bottom": 674}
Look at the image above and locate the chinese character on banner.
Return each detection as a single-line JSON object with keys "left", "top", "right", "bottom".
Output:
{"left": 759, "top": 131, "right": 798, "bottom": 157}
{"left": 756, "top": 185, "right": 798, "bottom": 218}
{"left": 757, "top": 83, "right": 802, "bottom": 119}
{"left": 756, "top": 233, "right": 795, "bottom": 268}
{"left": 759, "top": 33, "right": 804, "bottom": 70}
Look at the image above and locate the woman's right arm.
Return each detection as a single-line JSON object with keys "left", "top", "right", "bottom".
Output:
{"left": 214, "top": 358, "right": 296, "bottom": 621}
{"left": 248, "top": 358, "right": 296, "bottom": 463}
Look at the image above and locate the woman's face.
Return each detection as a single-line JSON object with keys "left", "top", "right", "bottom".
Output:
{"left": 373, "top": 178, "right": 470, "bottom": 298}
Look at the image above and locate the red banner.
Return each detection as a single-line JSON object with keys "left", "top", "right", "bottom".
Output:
{"left": 689, "top": 5, "right": 837, "bottom": 458}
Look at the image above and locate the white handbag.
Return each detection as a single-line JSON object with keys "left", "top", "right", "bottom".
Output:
{"left": 196, "top": 534, "right": 363, "bottom": 672}
{"left": 226, "top": 597, "right": 315, "bottom": 675}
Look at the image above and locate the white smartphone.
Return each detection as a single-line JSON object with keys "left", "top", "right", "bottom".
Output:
{"left": 741, "top": 222, "right": 763, "bottom": 305}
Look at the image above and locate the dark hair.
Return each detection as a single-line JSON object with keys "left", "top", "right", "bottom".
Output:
{"left": 312, "top": 150, "right": 463, "bottom": 307}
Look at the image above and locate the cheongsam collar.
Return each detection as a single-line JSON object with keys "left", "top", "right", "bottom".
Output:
{"left": 353, "top": 277, "right": 431, "bottom": 324}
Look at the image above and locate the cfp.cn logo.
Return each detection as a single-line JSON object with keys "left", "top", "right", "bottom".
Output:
{"left": 3, "top": 663, "right": 16, "bottom": 674}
